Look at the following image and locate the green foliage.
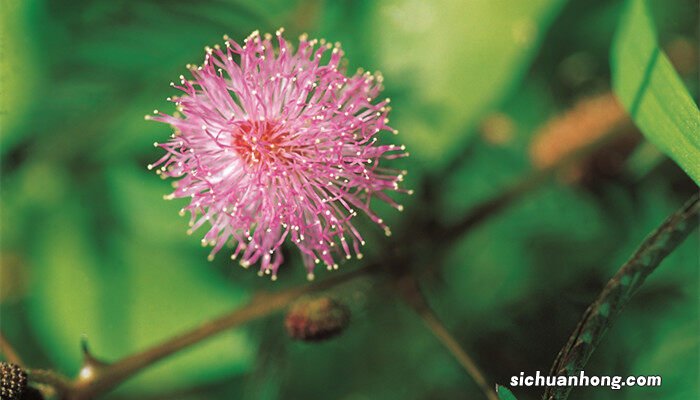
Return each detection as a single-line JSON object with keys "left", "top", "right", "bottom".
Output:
{"left": 1, "top": 0, "right": 698, "bottom": 399}
{"left": 368, "top": 0, "right": 566, "bottom": 164}
{"left": 497, "top": 385, "right": 518, "bottom": 400}
{"left": 612, "top": 0, "right": 700, "bottom": 184}
{"left": 0, "top": 1, "right": 42, "bottom": 151}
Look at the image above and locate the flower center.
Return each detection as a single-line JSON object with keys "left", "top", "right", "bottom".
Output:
{"left": 231, "top": 120, "right": 292, "bottom": 164}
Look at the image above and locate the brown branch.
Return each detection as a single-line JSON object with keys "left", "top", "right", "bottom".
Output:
{"left": 396, "top": 275, "right": 498, "bottom": 400}
{"left": 543, "top": 194, "right": 700, "bottom": 400}
{"left": 59, "top": 265, "right": 374, "bottom": 400}
{"left": 439, "top": 121, "right": 632, "bottom": 243}
{"left": 0, "top": 332, "right": 25, "bottom": 367}
{"left": 412, "top": 122, "right": 634, "bottom": 283}
{"left": 27, "top": 369, "right": 73, "bottom": 398}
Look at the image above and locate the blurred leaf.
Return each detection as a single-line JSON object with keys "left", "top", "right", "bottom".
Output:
{"left": 370, "top": 0, "right": 566, "bottom": 163}
{"left": 630, "top": 318, "right": 699, "bottom": 400}
{"left": 0, "top": 160, "right": 72, "bottom": 250}
{"left": 105, "top": 166, "right": 193, "bottom": 246}
{"left": 611, "top": 0, "right": 700, "bottom": 184}
{"left": 27, "top": 193, "right": 254, "bottom": 394}
{"left": 441, "top": 185, "right": 605, "bottom": 318}
{"left": 71, "top": 2, "right": 262, "bottom": 77}
{"left": 497, "top": 385, "right": 518, "bottom": 400}
{"left": 625, "top": 140, "right": 665, "bottom": 180}
{"left": 0, "top": 0, "right": 42, "bottom": 152}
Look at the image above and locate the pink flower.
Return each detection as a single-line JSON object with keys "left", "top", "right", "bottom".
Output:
{"left": 148, "top": 29, "right": 409, "bottom": 280}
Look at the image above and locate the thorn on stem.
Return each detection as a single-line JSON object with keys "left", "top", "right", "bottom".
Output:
{"left": 78, "top": 336, "right": 110, "bottom": 384}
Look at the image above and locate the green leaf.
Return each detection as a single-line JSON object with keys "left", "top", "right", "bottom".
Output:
{"left": 368, "top": 0, "right": 566, "bottom": 164}
{"left": 497, "top": 385, "right": 518, "bottom": 400}
{"left": 105, "top": 166, "right": 194, "bottom": 247}
{"left": 631, "top": 318, "right": 699, "bottom": 400}
{"left": 611, "top": 0, "right": 700, "bottom": 184}
{"left": 0, "top": 0, "right": 42, "bottom": 153}
{"left": 625, "top": 141, "right": 666, "bottom": 180}
{"left": 442, "top": 181, "right": 605, "bottom": 318}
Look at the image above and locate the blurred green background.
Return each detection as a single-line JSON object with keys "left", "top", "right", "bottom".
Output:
{"left": 1, "top": 0, "right": 698, "bottom": 399}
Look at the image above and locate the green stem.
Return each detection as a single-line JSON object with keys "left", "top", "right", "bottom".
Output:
{"left": 543, "top": 194, "right": 699, "bottom": 400}
{"left": 397, "top": 275, "right": 498, "bottom": 400}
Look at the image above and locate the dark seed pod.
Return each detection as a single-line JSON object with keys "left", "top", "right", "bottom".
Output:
{"left": 0, "top": 362, "right": 27, "bottom": 400}
{"left": 285, "top": 297, "right": 350, "bottom": 342}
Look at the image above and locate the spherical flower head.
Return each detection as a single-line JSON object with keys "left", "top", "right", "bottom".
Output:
{"left": 148, "top": 29, "right": 409, "bottom": 280}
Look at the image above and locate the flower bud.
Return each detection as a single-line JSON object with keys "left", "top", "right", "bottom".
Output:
{"left": 285, "top": 297, "right": 350, "bottom": 342}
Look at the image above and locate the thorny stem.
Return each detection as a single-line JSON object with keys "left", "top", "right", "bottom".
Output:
{"left": 543, "top": 195, "right": 700, "bottom": 400}
{"left": 50, "top": 266, "right": 374, "bottom": 400}
{"left": 397, "top": 275, "right": 499, "bottom": 400}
